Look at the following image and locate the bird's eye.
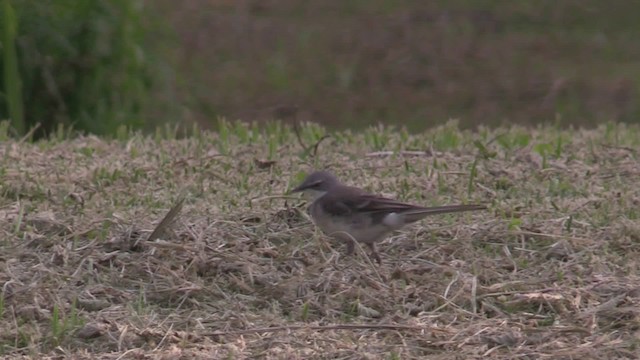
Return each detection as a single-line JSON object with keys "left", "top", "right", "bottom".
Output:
{"left": 310, "top": 180, "right": 323, "bottom": 188}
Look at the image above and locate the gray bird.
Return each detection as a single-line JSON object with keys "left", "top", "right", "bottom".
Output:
{"left": 290, "top": 170, "right": 486, "bottom": 263}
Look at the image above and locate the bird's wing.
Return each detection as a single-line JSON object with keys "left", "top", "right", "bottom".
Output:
{"left": 321, "top": 186, "right": 485, "bottom": 218}
{"left": 351, "top": 194, "right": 421, "bottom": 213}
{"left": 321, "top": 186, "right": 422, "bottom": 216}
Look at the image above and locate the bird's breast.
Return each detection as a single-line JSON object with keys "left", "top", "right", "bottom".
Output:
{"left": 310, "top": 202, "right": 392, "bottom": 243}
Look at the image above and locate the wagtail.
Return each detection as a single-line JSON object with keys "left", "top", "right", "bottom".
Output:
{"left": 291, "top": 171, "right": 486, "bottom": 263}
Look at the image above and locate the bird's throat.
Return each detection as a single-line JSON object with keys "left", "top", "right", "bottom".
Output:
{"left": 304, "top": 189, "right": 328, "bottom": 202}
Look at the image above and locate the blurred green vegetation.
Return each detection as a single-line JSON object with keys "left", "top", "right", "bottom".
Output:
{"left": 1, "top": 0, "right": 640, "bottom": 137}
{"left": 0, "top": 0, "right": 168, "bottom": 138}
{"left": 1, "top": 0, "right": 23, "bottom": 135}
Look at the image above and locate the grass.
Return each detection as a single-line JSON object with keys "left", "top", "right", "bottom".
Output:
{"left": 1, "top": 120, "right": 640, "bottom": 358}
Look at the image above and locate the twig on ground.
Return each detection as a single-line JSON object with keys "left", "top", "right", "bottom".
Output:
{"left": 203, "top": 323, "right": 439, "bottom": 337}
{"left": 145, "top": 190, "right": 187, "bottom": 243}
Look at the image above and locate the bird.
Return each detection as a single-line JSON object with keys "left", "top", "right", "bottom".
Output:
{"left": 290, "top": 170, "right": 486, "bottom": 264}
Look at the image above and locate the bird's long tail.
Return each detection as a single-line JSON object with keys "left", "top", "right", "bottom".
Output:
{"left": 402, "top": 204, "right": 486, "bottom": 223}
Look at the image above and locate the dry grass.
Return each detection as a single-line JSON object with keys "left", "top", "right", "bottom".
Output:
{"left": 1, "top": 121, "right": 640, "bottom": 359}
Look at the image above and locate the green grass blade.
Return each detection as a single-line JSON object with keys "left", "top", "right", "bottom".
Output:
{"left": 2, "top": 0, "right": 25, "bottom": 135}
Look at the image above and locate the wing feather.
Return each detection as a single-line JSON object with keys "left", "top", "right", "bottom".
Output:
{"left": 319, "top": 185, "right": 485, "bottom": 221}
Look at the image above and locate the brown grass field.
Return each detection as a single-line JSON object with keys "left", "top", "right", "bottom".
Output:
{"left": 157, "top": 0, "right": 640, "bottom": 130}
{"left": 1, "top": 121, "right": 640, "bottom": 359}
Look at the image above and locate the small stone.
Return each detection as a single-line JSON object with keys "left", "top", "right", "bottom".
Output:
{"left": 75, "top": 323, "right": 103, "bottom": 339}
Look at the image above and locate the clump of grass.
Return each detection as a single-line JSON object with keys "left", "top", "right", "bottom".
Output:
{"left": 49, "top": 301, "right": 81, "bottom": 347}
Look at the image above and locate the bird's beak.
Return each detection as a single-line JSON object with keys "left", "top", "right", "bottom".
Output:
{"left": 288, "top": 180, "right": 320, "bottom": 194}
{"left": 288, "top": 184, "right": 306, "bottom": 194}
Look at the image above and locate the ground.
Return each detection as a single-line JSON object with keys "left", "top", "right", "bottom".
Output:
{"left": 1, "top": 121, "right": 639, "bottom": 359}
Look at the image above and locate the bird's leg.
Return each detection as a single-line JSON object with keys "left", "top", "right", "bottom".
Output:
{"left": 366, "top": 243, "right": 382, "bottom": 265}
{"left": 345, "top": 239, "right": 355, "bottom": 256}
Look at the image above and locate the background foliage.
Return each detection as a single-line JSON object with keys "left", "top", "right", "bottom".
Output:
{"left": 165, "top": 0, "right": 640, "bottom": 130}
{"left": 2, "top": 0, "right": 640, "bottom": 137}
{"left": 0, "top": 0, "right": 159, "bottom": 138}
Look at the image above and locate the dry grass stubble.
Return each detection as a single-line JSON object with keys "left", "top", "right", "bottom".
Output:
{"left": 1, "top": 122, "right": 640, "bottom": 358}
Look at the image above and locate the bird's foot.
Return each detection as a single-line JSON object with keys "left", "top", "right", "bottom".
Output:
{"left": 367, "top": 243, "right": 382, "bottom": 265}
{"left": 346, "top": 240, "right": 355, "bottom": 256}
{"left": 345, "top": 241, "right": 381, "bottom": 265}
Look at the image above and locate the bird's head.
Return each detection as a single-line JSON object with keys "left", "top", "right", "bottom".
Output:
{"left": 290, "top": 171, "right": 340, "bottom": 200}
